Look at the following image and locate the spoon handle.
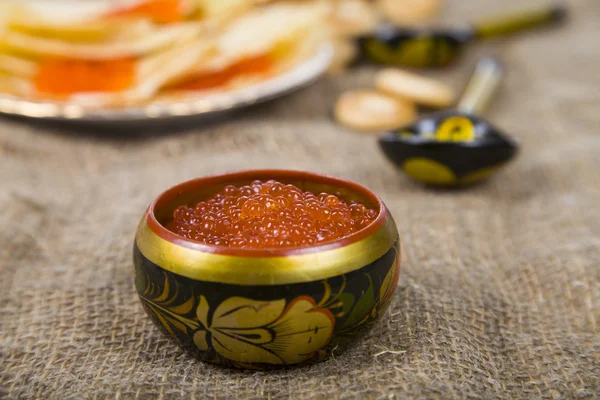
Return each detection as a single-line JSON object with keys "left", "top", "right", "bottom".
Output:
{"left": 457, "top": 57, "right": 504, "bottom": 115}
{"left": 473, "top": 2, "right": 567, "bottom": 39}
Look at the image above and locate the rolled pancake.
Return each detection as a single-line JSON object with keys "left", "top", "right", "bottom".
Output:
{"left": 165, "top": 2, "right": 328, "bottom": 89}
{"left": 0, "top": 1, "right": 326, "bottom": 108}
{"left": 102, "top": 0, "right": 254, "bottom": 24}
{"left": 54, "top": 2, "right": 325, "bottom": 107}
{"left": 71, "top": 8, "right": 326, "bottom": 108}
{"left": 0, "top": 55, "right": 38, "bottom": 78}
{"left": 0, "top": 73, "right": 33, "bottom": 97}
{"left": 69, "top": 38, "right": 217, "bottom": 107}
{"left": 0, "top": 22, "right": 205, "bottom": 60}
{"left": 0, "top": 0, "right": 252, "bottom": 59}
{"left": 0, "top": 0, "right": 254, "bottom": 36}
{"left": 1, "top": 3, "right": 156, "bottom": 43}
{"left": 190, "top": 0, "right": 255, "bottom": 21}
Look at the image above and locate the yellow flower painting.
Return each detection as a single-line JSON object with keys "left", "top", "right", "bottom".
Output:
{"left": 135, "top": 239, "right": 400, "bottom": 368}
{"left": 193, "top": 295, "right": 335, "bottom": 364}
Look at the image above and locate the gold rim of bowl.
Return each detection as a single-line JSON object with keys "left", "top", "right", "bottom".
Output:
{"left": 135, "top": 170, "right": 399, "bottom": 285}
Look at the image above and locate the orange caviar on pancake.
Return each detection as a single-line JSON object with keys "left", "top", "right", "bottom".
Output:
{"left": 34, "top": 58, "right": 135, "bottom": 95}
{"left": 104, "top": 0, "right": 184, "bottom": 24}
{"left": 168, "top": 54, "right": 275, "bottom": 91}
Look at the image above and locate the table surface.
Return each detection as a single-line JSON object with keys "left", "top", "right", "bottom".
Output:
{"left": 1, "top": 0, "right": 599, "bottom": 399}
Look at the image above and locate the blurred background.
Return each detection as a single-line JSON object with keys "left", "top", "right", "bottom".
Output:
{"left": 1, "top": 0, "right": 599, "bottom": 398}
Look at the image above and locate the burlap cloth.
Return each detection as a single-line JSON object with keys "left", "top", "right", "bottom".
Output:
{"left": 1, "top": 0, "right": 599, "bottom": 398}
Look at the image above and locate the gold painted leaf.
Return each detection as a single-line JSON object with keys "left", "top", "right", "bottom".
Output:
{"left": 267, "top": 296, "right": 334, "bottom": 364}
{"left": 213, "top": 327, "right": 274, "bottom": 345}
{"left": 196, "top": 295, "right": 209, "bottom": 328}
{"left": 170, "top": 296, "right": 194, "bottom": 314}
{"left": 191, "top": 295, "right": 334, "bottom": 365}
{"left": 402, "top": 157, "right": 457, "bottom": 185}
{"left": 342, "top": 275, "right": 375, "bottom": 329}
{"left": 380, "top": 252, "right": 398, "bottom": 304}
{"left": 164, "top": 282, "right": 180, "bottom": 306}
{"left": 460, "top": 165, "right": 502, "bottom": 185}
{"left": 211, "top": 330, "right": 283, "bottom": 364}
{"left": 165, "top": 314, "right": 188, "bottom": 334}
{"left": 317, "top": 280, "right": 332, "bottom": 307}
{"left": 153, "top": 309, "right": 176, "bottom": 339}
{"left": 154, "top": 274, "right": 170, "bottom": 302}
{"left": 211, "top": 297, "right": 285, "bottom": 329}
{"left": 193, "top": 330, "right": 208, "bottom": 351}
{"left": 339, "top": 292, "right": 355, "bottom": 318}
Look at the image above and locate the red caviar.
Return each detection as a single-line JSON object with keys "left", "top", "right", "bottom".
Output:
{"left": 165, "top": 180, "right": 378, "bottom": 248}
{"left": 104, "top": 0, "right": 184, "bottom": 24}
{"left": 35, "top": 58, "right": 135, "bottom": 95}
{"left": 167, "top": 54, "right": 274, "bottom": 92}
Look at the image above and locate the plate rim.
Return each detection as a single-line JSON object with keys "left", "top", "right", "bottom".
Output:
{"left": 0, "top": 43, "right": 333, "bottom": 123}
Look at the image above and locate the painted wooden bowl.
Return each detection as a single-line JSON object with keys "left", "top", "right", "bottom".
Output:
{"left": 133, "top": 170, "right": 400, "bottom": 369}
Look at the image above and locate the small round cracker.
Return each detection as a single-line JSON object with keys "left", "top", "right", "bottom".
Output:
{"left": 330, "top": 0, "right": 380, "bottom": 37}
{"left": 378, "top": 0, "right": 441, "bottom": 25}
{"left": 328, "top": 38, "right": 358, "bottom": 74}
{"left": 375, "top": 68, "right": 455, "bottom": 108}
{"left": 334, "top": 89, "right": 416, "bottom": 132}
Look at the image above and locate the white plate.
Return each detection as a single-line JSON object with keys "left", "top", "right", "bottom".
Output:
{"left": 0, "top": 44, "right": 333, "bottom": 127}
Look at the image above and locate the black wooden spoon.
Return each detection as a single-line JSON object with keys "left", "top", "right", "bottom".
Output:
{"left": 378, "top": 57, "right": 518, "bottom": 186}
{"left": 355, "top": 3, "right": 566, "bottom": 68}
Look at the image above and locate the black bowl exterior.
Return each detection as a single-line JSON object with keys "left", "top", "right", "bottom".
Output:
{"left": 133, "top": 235, "right": 400, "bottom": 369}
{"left": 379, "top": 111, "right": 518, "bottom": 185}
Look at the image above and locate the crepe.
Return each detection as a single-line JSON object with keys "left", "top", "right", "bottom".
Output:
{"left": 0, "top": 0, "right": 327, "bottom": 108}
{"left": 165, "top": 2, "right": 328, "bottom": 90}
{"left": 1, "top": 3, "right": 156, "bottom": 43}
{"left": 0, "top": 22, "right": 205, "bottom": 60}
{"left": 0, "top": 0, "right": 254, "bottom": 49}
{"left": 74, "top": 2, "right": 328, "bottom": 107}
{"left": 0, "top": 73, "right": 33, "bottom": 97}
{"left": 0, "top": 54, "right": 38, "bottom": 78}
